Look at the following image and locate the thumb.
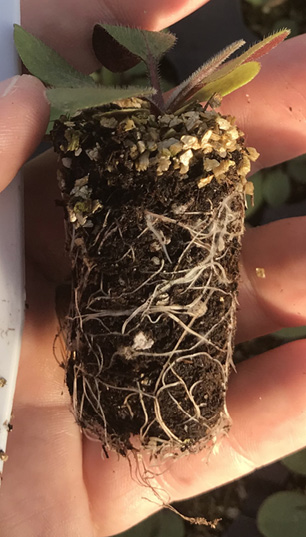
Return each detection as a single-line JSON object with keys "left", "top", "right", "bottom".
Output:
{"left": 0, "top": 74, "right": 49, "bottom": 192}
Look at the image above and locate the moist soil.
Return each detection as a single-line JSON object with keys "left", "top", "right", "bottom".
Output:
{"left": 52, "top": 99, "right": 254, "bottom": 457}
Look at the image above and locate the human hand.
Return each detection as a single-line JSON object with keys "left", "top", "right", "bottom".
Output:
{"left": 0, "top": 1, "right": 306, "bottom": 536}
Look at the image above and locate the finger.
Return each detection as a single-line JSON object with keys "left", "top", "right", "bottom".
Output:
{"left": 21, "top": 0, "right": 209, "bottom": 73}
{"left": 0, "top": 321, "right": 91, "bottom": 536}
{"left": 221, "top": 34, "right": 306, "bottom": 169}
{"left": 237, "top": 216, "right": 306, "bottom": 342}
{"left": 83, "top": 340, "right": 306, "bottom": 535}
{"left": 0, "top": 75, "right": 49, "bottom": 191}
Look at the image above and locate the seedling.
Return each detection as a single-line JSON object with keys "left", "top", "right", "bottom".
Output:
{"left": 14, "top": 24, "right": 289, "bottom": 458}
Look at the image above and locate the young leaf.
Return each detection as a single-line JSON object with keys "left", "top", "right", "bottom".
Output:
{"left": 237, "top": 28, "right": 290, "bottom": 62}
{"left": 166, "top": 39, "right": 245, "bottom": 111}
{"left": 98, "top": 24, "right": 176, "bottom": 64}
{"left": 168, "top": 29, "right": 289, "bottom": 111}
{"left": 187, "top": 61, "right": 261, "bottom": 103}
{"left": 92, "top": 24, "right": 141, "bottom": 72}
{"left": 14, "top": 24, "right": 95, "bottom": 88}
{"left": 46, "top": 85, "right": 155, "bottom": 115}
{"left": 200, "top": 30, "right": 290, "bottom": 88}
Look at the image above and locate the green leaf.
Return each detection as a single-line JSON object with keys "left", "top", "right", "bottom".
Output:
{"left": 168, "top": 30, "right": 289, "bottom": 110}
{"left": 14, "top": 24, "right": 95, "bottom": 88}
{"left": 188, "top": 61, "right": 261, "bottom": 103}
{"left": 262, "top": 169, "right": 291, "bottom": 206}
{"left": 46, "top": 85, "right": 155, "bottom": 114}
{"left": 282, "top": 447, "right": 306, "bottom": 476}
{"left": 115, "top": 510, "right": 184, "bottom": 537}
{"left": 257, "top": 491, "right": 306, "bottom": 537}
{"left": 99, "top": 25, "right": 176, "bottom": 64}
{"left": 166, "top": 39, "right": 245, "bottom": 111}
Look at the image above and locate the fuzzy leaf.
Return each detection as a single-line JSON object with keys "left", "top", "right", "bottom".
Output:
{"left": 238, "top": 29, "right": 290, "bottom": 62}
{"left": 98, "top": 24, "right": 176, "bottom": 64}
{"left": 167, "top": 30, "right": 289, "bottom": 111}
{"left": 166, "top": 39, "right": 245, "bottom": 111}
{"left": 92, "top": 24, "right": 141, "bottom": 72}
{"left": 46, "top": 85, "right": 155, "bottom": 114}
{"left": 202, "top": 30, "right": 290, "bottom": 88}
{"left": 188, "top": 61, "right": 261, "bottom": 103}
{"left": 14, "top": 24, "right": 95, "bottom": 88}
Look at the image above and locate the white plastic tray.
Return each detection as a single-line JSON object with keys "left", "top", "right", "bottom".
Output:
{"left": 0, "top": 0, "right": 23, "bottom": 478}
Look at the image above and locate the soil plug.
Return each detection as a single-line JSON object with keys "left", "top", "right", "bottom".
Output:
{"left": 14, "top": 24, "right": 289, "bottom": 458}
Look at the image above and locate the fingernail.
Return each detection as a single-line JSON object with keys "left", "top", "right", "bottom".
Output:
{"left": 0, "top": 75, "right": 20, "bottom": 97}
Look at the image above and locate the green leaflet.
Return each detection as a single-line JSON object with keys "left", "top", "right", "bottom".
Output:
{"left": 46, "top": 85, "right": 155, "bottom": 115}
{"left": 14, "top": 24, "right": 95, "bottom": 88}
{"left": 188, "top": 61, "right": 261, "bottom": 103}
{"left": 100, "top": 24, "right": 176, "bottom": 63}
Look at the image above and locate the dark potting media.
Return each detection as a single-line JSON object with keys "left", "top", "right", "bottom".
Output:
{"left": 52, "top": 98, "right": 258, "bottom": 457}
